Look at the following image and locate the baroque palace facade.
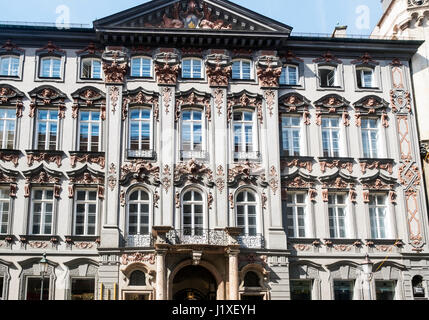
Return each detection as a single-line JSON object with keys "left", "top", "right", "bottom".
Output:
{"left": 0, "top": 0, "right": 428, "bottom": 300}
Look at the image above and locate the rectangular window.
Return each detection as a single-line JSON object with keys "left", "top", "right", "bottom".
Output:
{"left": 376, "top": 281, "right": 396, "bottom": 300}
{"left": 182, "top": 59, "right": 202, "bottom": 79}
{"left": 36, "top": 109, "right": 58, "bottom": 150}
{"left": 319, "top": 66, "right": 338, "bottom": 87}
{"left": 40, "top": 57, "right": 61, "bottom": 78}
{"left": 357, "top": 68, "right": 375, "bottom": 88}
{"left": 322, "top": 117, "right": 340, "bottom": 157}
{"left": 334, "top": 280, "right": 354, "bottom": 300}
{"left": 131, "top": 57, "right": 152, "bottom": 78}
{"left": 71, "top": 278, "right": 95, "bottom": 300}
{"left": 26, "top": 277, "right": 49, "bottom": 300}
{"left": 232, "top": 60, "right": 252, "bottom": 80}
{"left": 79, "top": 111, "right": 100, "bottom": 152}
{"left": 369, "top": 195, "right": 388, "bottom": 239}
{"left": 0, "top": 188, "right": 10, "bottom": 235}
{"left": 290, "top": 280, "right": 312, "bottom": 300}
{"left": 281, "top": 116, "right": 301, "bottom": 156}
{"left": 286, "top": 193, "right": 307, "bottom": 238}
{"left": 328, "top": 194, "right": 348, "bottom": 239}
{"left": 0, "top": 108, "right": 15, "bottom": 149}
{"left": 31, "top": 189, "right": 54, "bottom": 235}
{"left": 74, "top": 190, "right": 98, "bottom": 236}
{"left": 234, "top": 111, "right": 255, "bottom": 154}
{"left": 0, "top": 56, "right": 19, "bottom": 77}
{"left": 280, "top": 65, "right": 298, "bottom": 85}
{"left": 129, "top": 108, "right": 152, "bottom": 153}
{"left": 81, "top": 59, "right": 101, "bottom": 79}
{"left": 361, "top": 118, "right": 379, "bottom": 158}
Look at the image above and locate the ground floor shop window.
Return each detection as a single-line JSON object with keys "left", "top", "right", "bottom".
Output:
{"left": 333, "top": 280, "right": 354, "bottom": 300}
{"left": 26, "top": 277, "right": 49, "bottom": 300}
{"left": 124, "top": 292, "right": 150, "bottom": 300}
{"left": 71, "top": 278, "right": 95, "bottom": 300}
{"left": 290, "top": 280, "right": 312, "bottom": 300}
{"left": 376, "top": 281, "right": 396, "bottom": 300}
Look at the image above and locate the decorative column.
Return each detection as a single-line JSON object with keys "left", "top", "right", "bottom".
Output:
{"left": 100, "top": 47, "right": 128, "bottom": 248}
{"left": 361, "top": 254, "right": 374, "bottom": 300}
{"left": 256, "top": 53, "right": 287, "bottom": 250}
{"left": 225, "top": 227, "right": 242, "bottom": 300}
{"left": 206, "top": 51, "right": 231, "bottom": 228}
{"left": 153, "top": 226, "right": 172, "bottom": 300}
{"left": 155, "top": 50, "right": 180, "bottom": 227}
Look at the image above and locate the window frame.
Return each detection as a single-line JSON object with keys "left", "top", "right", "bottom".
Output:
{"left": 235, "top": 190, "right": 260, "bottom": 236}
{"left": 180, "top": 107, "right": 206, "bottom": 156}
{"left": 279, "top": 64, "right": 299, "bottom": 86}
{"left": 29, "top": 188, "right": 56, "bottom": 236}
{"left": 181, "top": 189, "right": 205, "bottom": 236}
{"left": 130, "top": 56, "right": 153, "bottom": 79}
{"left": 368, "top": 194, "right": 390, "bottom": 240}
{"left": 315, "top": 63, "right": 344, "bottom": 91}
{"left": 0, "top": 55, "right": 20, "bottom": 78}
{"left": 126, "top": 188, "right": 152, "bottom": 237}
{"left": 0, "top": 187, "right": 12, "bottom": 235}
{"left": 39, "top": 56, "right": 62, "bottom": 79}
{"left": 231, "top": 59, "right": 254, "bottom": 81}
{"left": 34, "top": 108, "right": 60, "bottom": 151}
{"left": 280, "top": 115, "right": 302, "bottom": 157}
{"left": 321, "top": 116, "right": 342, "bottom": 158}
{"left": 285, "top": 192, "right": 308, "bottom": 238}
{"left": 181, "top": 57, "right": 204, "bottom": 80}
{"left": 360, "top": 117, "right": 382, "bottom": 159}
{"left": 0, "top": 107, "right": 17, "bottom": 150}
{"left": 327, "top": 193, "right": 349, "bottom": 239}
{"left": 77, "top": 109, "right": 102, "bottom": 152}
{"left": 80, "top": 57, "right": 102, "bottom": 80}
{"left": 232, "top": 109, "right": 259, "bottom": 161}
{"left": 73, "top": 188, "right": 99, "bottom": 237}
{"left": 35, "top": 49, "right": 66, "bottom": 83}
{"left": 353, "top": 64, "right": 382, "bottom": 92}
{"left": 127, "top": 106, "right": 154, "bottom": 158}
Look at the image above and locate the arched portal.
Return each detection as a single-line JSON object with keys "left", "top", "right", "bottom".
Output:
{"left": 172, "top": 265, "right": 217, "bottom": 300}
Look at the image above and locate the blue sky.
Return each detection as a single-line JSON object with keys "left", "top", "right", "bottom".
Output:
{"left": 0, "top": 0, "right": 383, "bottom": 34}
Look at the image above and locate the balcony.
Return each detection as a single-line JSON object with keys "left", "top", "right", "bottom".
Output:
{"left": 125, "top": 234, "right": 153, "bottom": 248}
{"left": 234, "top": 151, "right": 261, "bottom": 162}
{"left": 238, "top": 234, "right": 265, "bottom": 249}
{"left": 166, "top": 229, "right": 228, "bottom": 246}
{"left": 180, "top": 150, "right": 209, "bottom": 161}
{"left": 127, "top": 149, "right": 156, "bottom": 160}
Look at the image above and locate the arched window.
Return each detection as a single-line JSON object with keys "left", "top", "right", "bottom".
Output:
{"left": 412, "top": 275, "right": 425, "bottom": 298}
{"left": 182, "top": 190, "right": 204, "bottom": 236}
{"left": 129, "top": 107, "right": 152, "bottom": 156}
{"left": 244, "top": 271, "right": 261, "bottom": 287}
{"left": 129, "top": 270, "right": 146, "bottom": 286}
{"left": 127, "top": 189, "right": 150, "bottom": 236}
{"left": 236, "top": 190, "right": 258, "bottom": 236}
{"left": 81, "top": 58, "right": 102, "bottom": 79}
{"left": 131, "top": 57, "right": 152, "bottom": 78}
{"left": 232, "top": 59, "right": 252, "bottom": 80}
{"left": 181, "top": 109, "right": 203, "bottom": 153}
{"left": 182, "top": 58, "right": 202, "bottom": 79}
{"left": 0, "top": 55, "right": 19, "bottom": 77}
{"left": 40, "top": 57, "right": 62, "bottom": 78}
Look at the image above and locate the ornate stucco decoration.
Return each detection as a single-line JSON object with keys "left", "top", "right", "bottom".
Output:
{"left": 69, "top": 152, "right": 105, "bottom": 170}
{"left": 318, "top": 157, "right": 354, "bottom": 174}
{"left": 76, "top": 42, "right": 103, "bottom": 56}
{"left": 256, "top": 55, "right": 282, "bottom": 88}
{"left": 351, "top": 52, "right": 379, "bottom": 66}
{"left": 397, "top": 116, "right": 413, "bottom": 162}
{"left": 0, "top": 164, "right": 19, "bottom": 197}
{"left": 0, "top": 84, "right": 25, "bottom": 118}
{"left": 22, "top": 164, "right": 63, "bottom": 198}
{"left": 312, "top": 51, "right": 343, "bottom": 64}
{"left": 175, "top": 89, "right": 211, "bottom": 122}
{"left": 227, "top": 161, "right": 267, "bottom": 187}
{"left": 122, "top": 87, "right": 159, "bottom": 121}
{"left": 0, "top": 40, "right": 24, "bottom": 53}
{"left": 399, "top": 162, "right": 421, "bottom": 188}
{"left": 314, "top": 94, "right": 350, "bottom": 126}
{"left": 206, "top": 54, "right": 232, "bottom": 87}
{"left": 36, "top": 41, "right": 66, "bottom": 55}
{"left": 360, "top": 172, "right": 397, "bottom": 204}
{"left": 120, "top": 253, "right": 156, "bottom": 265}
{"left": 213, "top": 89, "right": 224, "bottom": 116}
{"left": 162, "top": 165, "right": 172, "bottom": 193}
{"left": 28, "top": 86, "right": 67, "bottom": 118}
{"left": 67, "top": 165, "right": 105, "bottom": 199}
{"left": 282, "top": 170, "right": 318, "bottom": 202}
{"left": 71, "top": 87, "right": 106, "bottom": 120}
{"left": 26, "top": 150, "right": 63, "bottom": 168}
{"left": 102, "top": 48, "right": 128, "bottom": 84}
{"left": 359, "top": 159, "right": 394, "bottom": 175}
{"left": 390, "top": 90, "right": 411, "bottom": 114}
{"left": 0, "top": 150, "right": 20, "bottom": 167}
{"left": 269, "top": 166, "right": 279, "bottom": 195}
{"left": 279, "top": 92, "right": 311, "bottom": 125}
{"left": 227, "top": 90, "right": 263, "bottom": 124}
{"left": 199, "top": 3, "right": 232, "bottom": 30}
{"left": 154, "top": 52, "right": 181, "bottom": 85}
{"left": 353, "top": 95, "right": 390, "bottom": 127}
{"left": 174, "top": 159, "right": 214, "bottom": 187}
{"left": 215, "top": 165, "right": 225, "bottom": 194}
{"left": 120, "top": 161, "right": 160, "bottom": 186}
{"left": 319, "top": 170, "right": 357, "bottom": 202}
{"left": 281, "top": 157, "right": 314, "bottom": 173}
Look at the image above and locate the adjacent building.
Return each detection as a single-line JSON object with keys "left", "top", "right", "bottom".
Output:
{"left": 0, "top": 0, "right": 428, "bottom": 300}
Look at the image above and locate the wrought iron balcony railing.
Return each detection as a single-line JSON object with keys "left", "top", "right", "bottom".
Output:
{"left": 125, "top": 234, "right": 153, "bottom": 248}
{"left": 234, "top": 151, "right": 261, "bottom": 162}
{"left": 180, "top": 150, "right": 209, "bottom": 161}
{"left": 238, "top": 234, "right": 265, "bottom": 249}
{"left": 127, "top": 149, "right": 156, "bottom": 159}
{"left": 166, "top": 229, "right": 228, "bottom": 246}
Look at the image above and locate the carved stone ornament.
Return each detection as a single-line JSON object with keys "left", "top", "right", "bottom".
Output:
{"left": 213, "top": 89, "right": 224, "bottom": 116}
{"left": 319, "top": 158, "right": 354, "bottom": 174}
{"left": 256, "top": 56, "right": 283, "bottom": 88}
{"left": 175, "top": 89, "right": 211, "bottom": 122}
{"left": 279, "top": 92, "right": 311, "bottom": 118}
{"left": 206, "top": 54, "right": 232, "bottom": 87}
{"left": 69, "top": 152, "right": 106, "bottom": 170}
{"left": 399, "top": 163, "right": 421, "bottom": 188}
{"left": 351, "top": 52, "right": 379, "bottom": 66}
{"left": 28, "top": 86, "right": 67, "bottom": 118}
{"left": 154, "top": 52, "right": 181, "bottom": 85}
{"left": 1, "top": 40, "right": 24, "bottom": 53}
{"left": 282, "top": 170, "right": 317, "bottom": 189}
{"left": 71, "top": 87, "right": 106, "bottom": 120}
{"left": 120, "top": 161, "right": 160, "bottom": 186}
{"left": 359, "top": 159, "right": 393, "bottom": 175}
{"left": 353, "top": 95, "right": 390, "bottom": 127}
{"left": 36, "top": 41, "right": 66, "bottom": 55}
{"left": 320, "top": 170, "right": 356, "bottom": 191}
{"left": 109, "top": 86, "right": 119, "bottom": 113}
{"left": 0, "top": 164, "right": 19, "bottom": 197}
{"left": 26, "top": 151, "right": 63, "bottom": 168}
{"left": 281, "top": 157, "right": 313, "bottom": 173}
{"left": 162, "top": 165, "right": 172, "bottom": 193}
{"left": 22, "top": 164, "right": 63, "bottom": 198}
{"left": 0, "top": 150, "right": 20, "bottom": 167}
{"left": 269, "top": 166, "right": 279, "bottom": 195}
{"left": 122, "top": 87, "right": 159, "bottom": 121}
{"left": 314, "top": 94, "right": 350, "bottom": 125}
{"left": 215, "top": 165, "right": 225, "bottom": 194}
{"left": 264, "top": 90, "right": 276, "bottom": 117}
{"left": 312, "top": 51, "right": 343, "bottom": 64}
{"left": 0, "top": 85, "right": 25, "bottom": 118}
{"left": 67, "top": 165, "right": 105, "bottom": 196}
{"left": 174, "top": 159, "right": 214, "bottom": 187}
{"left": 390, "top": 90, "right": 411, "bottom": 114}
{"left": 76, "top": 42, "right": 103, "bottom": 56}
{"left": 108, "top": 175, "right": 117, "bottom": 191}
{"left": 102, "top": 48, "right": 128, "bottom": 84}
{"left": 162, "top": 87, "right": 172, "bottom": 115}
{"left": 227, "top": 91, "right": 263, "bottom": 124}
{"left": 120, "top": 253, "right": 155, "bottom": 265}
{"left": 228, "top": 161, "right": 267, "bottom": 187}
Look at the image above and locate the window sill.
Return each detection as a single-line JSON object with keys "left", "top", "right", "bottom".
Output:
{"left": 316, "top": 86, "right": 344, "bottom": 92}
{"left": 279, "top": 84, "right": 305, "bottom": 90}
{"left": 230, "top": 79, "right": 256, "bottom": 84}
{"left": 318, "top": 156, "right": 354, "bottom": 163}
{"left": 281, "top": 155, "right": 314, "bottom": 162}
{"left": 19, "top": 234, "right": 60, "bottom": 243}
{"left": 127, "top": 149, "right": 156, "bottom": 160}
{"left": 64, "top": 235, "right": 100, "bottom": 242}
{"left": 355, "top": 86, "right": 382, "bottom": 93}
{"left": 0, "top": 75, "right": 21, "bottom": 81}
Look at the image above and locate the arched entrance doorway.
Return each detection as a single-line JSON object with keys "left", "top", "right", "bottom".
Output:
{"left": 172, "top": 265, "right": 217, "bottom": 300}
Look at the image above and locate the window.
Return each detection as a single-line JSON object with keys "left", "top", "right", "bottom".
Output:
{"left": 128, "top": 189, "right": 150, "bottom": 236}
{"left": 328, "top": 194, "right": 348, "bottom": 239}
{"left": 334, "top": 280, "right": 354, "bottom": 300}
{"left": 244, "top": 272, "right": 261, "bottom": 287}
{"left": 182, "top": 190, "right": 204, "bottom": 236}
{"left": 232, "top": 60, "right": 252, "bottom": 80}
{"left": 40, "top": 57, "right": 61, "bottom": 78}
{"left": 81, "top": 58, "right": 101, "bottom": 79}
{"left": 280, "top": 65, "right": 298, "bottom": 85}
{"left": 78, "top": 111, "right": 100, "bottom": 152}
{"left": 376, "top": 281, "right": 396, "bottom": 300}
{"left": 0, "top": 188, "right": 10, "bottom": 235}
{"left": 321, "top": 117, "right": 340, "bottom": 157}
{"left": 318, "top": 65, "right": 338, "bottom": 87}
{"left": 0, "top": 56, "right": 19, "bottom": 77}
{"left": 286, "top": 193, "right": 307, "bottom": 238}
{"left": 26, "top": 277, "right": 49, "bottom": 300}
{"left": 281, "top": 116, "right": 301, "bottom": 156}
{"left": 129, "top": 108, "right": 152, "bottom": 155}
{"left": 74, "top": 190, "right": 97, "bottom": 236}
{"left": 31, "top": 189, "right": 54, "bottom": 235}
{"left": 236, "top": 191, "right": 258, "bottom": 236}
{"left": 357, "top": 67, "right": 375, "bottom": 88}
{"left": 131, "top": 57, "right": 152, "bottom": 78}
{"left": 181, "top": 110, "right": 203, "bottom": 152}
{"left": 0, "top": 108, "right": 16, "bottom": 149}
{"left": 129, "top": 271, "right": 146, "bottom": 286}
{"left": 412, "top": 276, "right": 425, "bottom": 298}
{"left": 361, "top": 118, "right": 379, "bottom": 158}
{"left": 290, "top": 280, "right": 312, "bottom": 300}
{"left": 182, "top": 58, "right": 202, "bottom": 79}
{"left": 369, "top": 195, "right": 388, "bottom": 239}
{"left": 234, "top": 111, "right": 256, "bottom": 155}
{"left": 35, "top": 109, "right": 58, "bottom": 150}
{"left": 71, "top": 278, "right": 95, "bottom": 300}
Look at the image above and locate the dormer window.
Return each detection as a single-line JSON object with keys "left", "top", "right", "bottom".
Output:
{"left": 356, "top": 67, "right": 375, "bottom": 88}
{"left": 232, "top": 59, "right": 252, "bottom": 80}
{"left": 131, "top": 56, "right": 152, "bottom": 78}
{"left": 182, "top": 58, "right": 202, "bottom": 79}
{"left": 319, "top": 65, "right": 339, "bottom": 88}
{"left": 0, "top": 56, "right": 19, "bottom": 77}
{"left": 280, "top": 65, "right": 298, "bottom": 86}
{"left": 81, "top": 58, "right": 102, "bottom": 80}
{"left": 40, "top": 57, "right": 62, "bottom": 78}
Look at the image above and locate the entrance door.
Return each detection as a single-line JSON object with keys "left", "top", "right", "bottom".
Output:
{"left": 172, "top": 265, "right": 217, "bottom": 300}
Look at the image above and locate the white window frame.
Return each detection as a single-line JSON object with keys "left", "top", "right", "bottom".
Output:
{"left": 286, "top": 192, "right": 307, "bottom": 238}
{"left": 80, "top": 58, "right": 102, "bottom": 80}
{"left": 280, "top": 65, "right": 299, "bottom": 86}
{"left": 180, "top": 108, "right": 205, "bottom": 153}
{"left": 181, "top": 58, "right": 203, "bottom": 79}
{"left": 130, "top": 56, "right": 153, "bottom": 78}
{"left": 0, "top": 108, "right": 16, "bottom": 149}
{"left": 361, "top": 117, "right": 380, "bottom": 158}
{"left": 73, "top": 189, "right": 98, "bottom": 236}
{"left": 232, "top": 59, "right": 253, "bottom": 80}
{"left": 369, "top": 194, "right": 389, "bottom": 239}
{"left": 321, "top": 117, "right": 341, "bottom": 157}
{"left": 0, "top": 187, "right": 11, "bottom": 235}
{"left": 281, "top": 115, "right": 302, "bottom": 157}
{"left": 127, "top": 189, "right": 151, "bottom": 236}
{"left": 0, "top": 55, "right": 20, "bottom": 77}
{"left": 235, "top": 190, "right": 259, "bottom": 236}
{"left": 356, "top": 66, "right": 376, "bottom": 89}
{"left": 29, "top": 188, "right": 55, "bottom": 236}
{"left": 128, "top": 107, "right": 153, "bottom": 153}
{"left": 78, "top": 110, "right": 101, "bottom": 152}
{"left": 318, "top": 65, "right": 339, "bottom": 88}
{"left": 181, "top": 190, "right": 205, "bottom": 236}
{"left": 233, "top": 110, "right": 258, "bottom": 158}
{"left": 39, "top": 56, "right": 62, "bottom": 78}
{"left": 328, "top": 193, "right": 348, "bottom": 239}
{"left": 35, "top": 109, "right": 59, "bottom": 151}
